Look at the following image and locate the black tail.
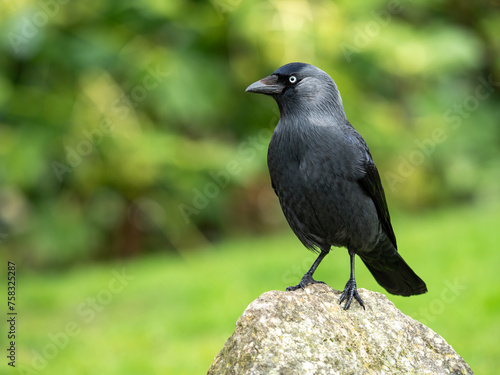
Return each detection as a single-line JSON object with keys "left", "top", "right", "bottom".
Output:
{"left": 360, "top": 239, "right": 427, "bottom": 296}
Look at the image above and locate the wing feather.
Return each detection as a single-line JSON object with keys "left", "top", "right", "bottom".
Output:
{"left": 358, "top": 149, "right": 398, "bottom": 249}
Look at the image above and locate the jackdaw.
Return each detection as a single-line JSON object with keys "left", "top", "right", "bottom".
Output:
{"left": 246, "top": 62, "right": 427, "bottom": 310}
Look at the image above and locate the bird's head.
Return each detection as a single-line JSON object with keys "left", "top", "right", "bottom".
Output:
{"left": 245, "top": 62, "right": 346, "bottom": 120}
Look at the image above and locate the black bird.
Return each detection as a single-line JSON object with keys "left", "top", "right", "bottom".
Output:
{"left": 246, "top": 62, "right": 427, "bottom": 310}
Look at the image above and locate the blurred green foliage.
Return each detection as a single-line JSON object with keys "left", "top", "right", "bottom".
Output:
{"left": 1, "top": 0, "right": 500, "bottom": 267}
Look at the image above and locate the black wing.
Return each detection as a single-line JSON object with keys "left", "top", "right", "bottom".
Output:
{"left": 358, "top": 149, "right": 397, "bottom": 249}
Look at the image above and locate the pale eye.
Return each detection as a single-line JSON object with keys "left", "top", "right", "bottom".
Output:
{"left": 289, "top": 75, "right": 297, "bottom": 84}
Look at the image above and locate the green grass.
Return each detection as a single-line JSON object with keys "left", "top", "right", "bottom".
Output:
{"left": 9, "top": 203, "right": 500, "bottom": 374}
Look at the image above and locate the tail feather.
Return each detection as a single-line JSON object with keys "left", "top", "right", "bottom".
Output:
{"left": 360, "top": 239, "right": 427, "bottom": 296}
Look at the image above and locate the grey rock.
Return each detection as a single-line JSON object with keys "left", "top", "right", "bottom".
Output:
{"left": 208, "top": 284, "right": 473, "bottom": 375}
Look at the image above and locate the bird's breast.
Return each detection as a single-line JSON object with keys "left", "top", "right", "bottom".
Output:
{"left": 267, "top": 124, "right": 377, "bottom": 250}
{"left": 268, "top": 125, "right": 358, "bottom": 185}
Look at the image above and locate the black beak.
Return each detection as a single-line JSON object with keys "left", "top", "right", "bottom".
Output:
{"left": 245, "top": 75, "right": 283, "bottom": 95}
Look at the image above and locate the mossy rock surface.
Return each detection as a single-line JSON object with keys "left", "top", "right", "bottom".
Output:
{"left": 208, "top": 284, "right": 473, "bottom": 375}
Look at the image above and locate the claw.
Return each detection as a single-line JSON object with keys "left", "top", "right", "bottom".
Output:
{"left": 286, "top": 273, "right": 325, "bottom": 292}
{"left": 339, "top": 278, "right": 365, "bottom": 310}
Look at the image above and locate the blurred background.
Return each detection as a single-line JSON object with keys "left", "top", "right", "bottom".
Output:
{"left": 1, "top": 0, "right": 499, "bottom": 374}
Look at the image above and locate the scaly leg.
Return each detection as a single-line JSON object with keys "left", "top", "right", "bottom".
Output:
{"left": 339, "top": 249, "right": 365, "bottom": 310}
{"left": 287, "top": 249, "right": 329, "bottom": 291}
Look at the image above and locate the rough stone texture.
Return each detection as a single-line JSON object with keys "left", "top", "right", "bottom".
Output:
{"left": 208, "top": 284, "right": 473, "bottom": 375}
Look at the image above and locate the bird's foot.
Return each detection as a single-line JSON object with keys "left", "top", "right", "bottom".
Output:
{"left": 339, "top": 278, "right": 365, "bottom": 310}
{"left": 286, "top": 273, "right": 325, "bottom": 292}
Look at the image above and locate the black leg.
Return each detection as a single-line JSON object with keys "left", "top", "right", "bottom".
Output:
{"left": 286, "top": 249, "right": 329, "bottom": 291}
{"left": 339, "top": 249, "right": 365, "bottom": 310}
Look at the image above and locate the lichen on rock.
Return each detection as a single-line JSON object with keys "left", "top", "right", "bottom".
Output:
{"left": 208, "top": 284, "right": 473, "bottom": 375}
